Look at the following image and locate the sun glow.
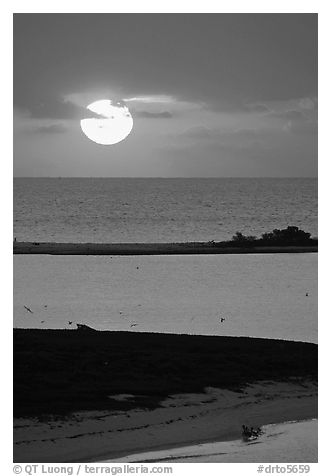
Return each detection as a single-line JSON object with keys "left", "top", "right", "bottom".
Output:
{"left": 80, "top": 100, "right": 133, "bottom": 145}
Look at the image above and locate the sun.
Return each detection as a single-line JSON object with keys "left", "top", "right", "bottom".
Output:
{"left": 80, "top": 100, "right": 133, "bottom": 145}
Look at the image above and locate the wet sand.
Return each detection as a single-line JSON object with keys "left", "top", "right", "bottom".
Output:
{"left": 13, "top": 330, "right": 317, "bottom": 462}
{"left": 106, "top": 419, "right": 318, "bottom": 463}
{"left": 14, "top": 330, "right": 317, "bottom": 416}
{"left": 14, "top": 381, "right": 317, "bottom": 463}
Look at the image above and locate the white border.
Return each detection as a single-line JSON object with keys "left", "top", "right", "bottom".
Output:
{"left": 3, "top": 2, "right": 328, "bottom": 474}
{"left": 5, "top": 0, "right": 322, "bottom": 14}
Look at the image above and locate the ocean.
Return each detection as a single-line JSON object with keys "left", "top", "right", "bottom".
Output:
{"left": 13, "top": 178, "right": 317, "bottom": 243}
{"left": 13, "top": 177, "right": 317, "bottom": 342}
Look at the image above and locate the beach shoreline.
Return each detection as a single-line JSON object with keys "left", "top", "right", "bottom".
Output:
{"left": 14, "top": 380, "right": 317, "bottom": 463}
{"left": 13, "top": 241, "right": 317, "bottom": 256}
{"left": 105, "top": 419, "right": 318, "bottom": 463}
{"left": 94, "top": 382, "right": 317, "bottom": 463}
{"left": 13, "top": 330, "right": 317, "bottom": 462}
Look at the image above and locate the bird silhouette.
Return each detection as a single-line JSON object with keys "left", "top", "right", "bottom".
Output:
{"left": 130, "top": 323, "right": 138, "bottom": 328}
{"left": 68, "top": 321, "right": 73, "bottom": 325}
{"left": 40, "top": 320, "right": 45, "bottom": 323}
{"left": 24, "top": 305, "right": 33, "bottom": 314}
{"left": 306, "top": 292, "right": 309, "bottom": 297}
{"left": 219, "top": 317, "right": 226, "bottom": 323}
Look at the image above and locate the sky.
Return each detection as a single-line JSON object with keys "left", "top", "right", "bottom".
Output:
{"left": 13, "top": 14, "right": 317, "bottom": 177}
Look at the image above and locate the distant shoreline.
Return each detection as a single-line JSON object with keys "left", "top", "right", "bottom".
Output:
{"left": 14, "top": 241, "right": 318, "bottom": 255}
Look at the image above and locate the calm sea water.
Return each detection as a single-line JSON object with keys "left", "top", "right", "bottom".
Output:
{"left": 13, "top": 178, "right": 317, "bottom": 243}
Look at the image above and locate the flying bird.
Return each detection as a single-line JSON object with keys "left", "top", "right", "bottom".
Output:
{"left": 130, "top": 323, "right": 138, "bottom": 328}
{"left": 24, "top": 305, "right": 33, "bottom": 314}
{"left": 219, "top": 317, "right": 226, "bottom": 323}
{"left": 68, "top": 321, "right": 73, "bottom": 325}
{"left": 40, "top": 320, "right": 45, "bottom": 323}
{"left": 306, "top": 292, "right": 309, "bottom": 297}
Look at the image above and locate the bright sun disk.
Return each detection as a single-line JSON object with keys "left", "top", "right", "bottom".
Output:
{"left": 80, "top": 99, "right": 133, "bottom": 145}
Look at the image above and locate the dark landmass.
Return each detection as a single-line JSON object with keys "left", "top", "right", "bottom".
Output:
{"left": 13, "top": 227, "right": 318, "bottom": 255}
{"left": 14, "top": 329, "right": 317, "bottom": 418}
{"left": 13, "top": 241, "right": 317, "bottom": 256}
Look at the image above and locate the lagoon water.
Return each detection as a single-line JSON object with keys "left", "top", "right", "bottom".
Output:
{"left": 14, "top": 252, "right": 317, "bottom": 343}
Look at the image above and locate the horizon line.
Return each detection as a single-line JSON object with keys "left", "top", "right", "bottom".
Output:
{"left": 13, "top": 176, "right": 318, "bottom": 179}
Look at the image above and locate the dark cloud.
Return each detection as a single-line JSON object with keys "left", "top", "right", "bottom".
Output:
{"left": 243, "top": 103, "right": 271, "bottom": 113}
{"left": 299, "top": 97, "right": 317, "bottom": 110}
{"left": 269, "top": 109, "right": 307, "bottom": 120}
{"left": 16, "top": 97, "right": 107, "bottom": 120}
{"left": 171, "top": 127, "right": 262, "bottom": 152}
{"left": 14, "top": 14, "right": 317, "bottom": 118}
{"left": 228, "top": 128, "right": 258, "bottom": 140}
{"left": 134, "top": 111, "right": 173, "bottom": 119}
{"left": 267, "top": 107, "right": 317, "bottom": 135}
{"left": 179, "top": 126, "right": 215, "bottom": 139}
{"left": 34, "top": 123, "right": 67, "bottom": 134}
{"left": 179, "top": 126, "right": 259, "bottom": 141}
{"left": 285, "top": 120, "right": 318, "bottom": 135}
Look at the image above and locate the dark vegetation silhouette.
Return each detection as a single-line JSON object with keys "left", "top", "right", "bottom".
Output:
{"left": 229, "top": 226, "right": 316, "bottom": 248}
{"left": 231, "top": 232, "right": 257, "bottom": 243}
{"left": 13, "top": 226, "right": 316, "bottom": 255}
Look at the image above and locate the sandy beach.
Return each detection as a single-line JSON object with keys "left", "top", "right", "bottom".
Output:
{"left": 14, "top": 380, "right": 317, "bottom": 462}
{"left": 13, "top": 330, "right": 317, "bottom": 462}
{"left": 106, "top": 419, "right": 318, "bottom": 463}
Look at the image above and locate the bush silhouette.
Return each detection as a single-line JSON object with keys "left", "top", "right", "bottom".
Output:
{"left": 260, "top": 226, "right": 311, "bottom": 244}
{"left": 230, "top": 226, "right": 315, "bottom": 247}
{"left": 231, "top": 232, "right": 257, "bottom": 243}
